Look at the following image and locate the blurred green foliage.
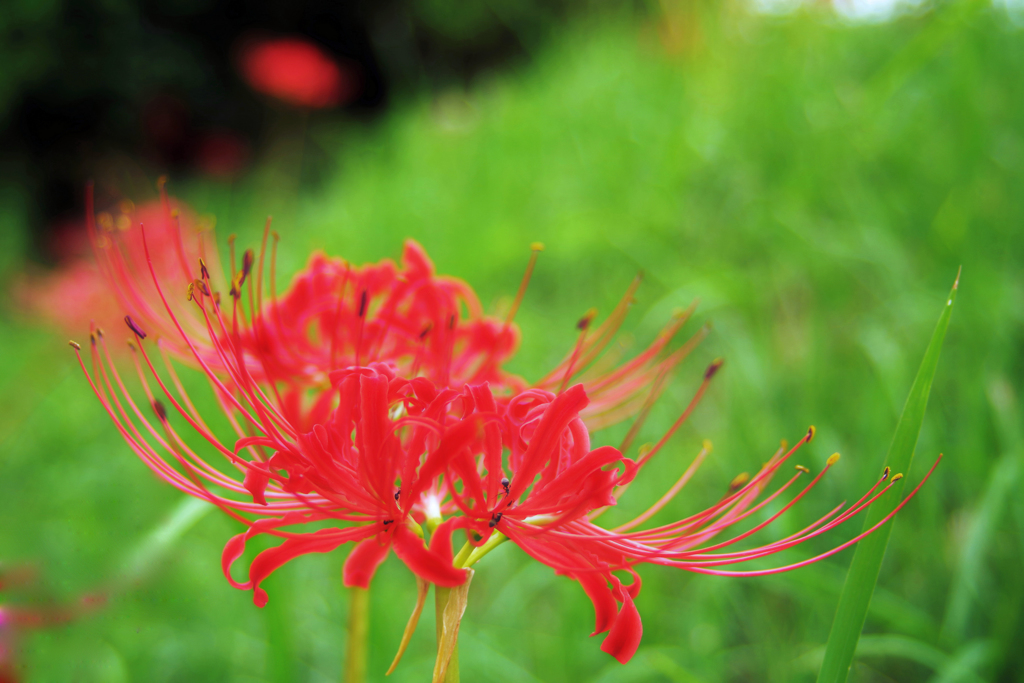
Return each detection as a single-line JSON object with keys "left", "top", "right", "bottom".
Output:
{"left": 2, "top": 1, "right": 1024, "bottom": 681}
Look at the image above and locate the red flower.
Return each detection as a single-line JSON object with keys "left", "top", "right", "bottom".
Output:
{"left": 237, "top": 36, "right": 356, "bottom": 109}
{"left": 234, "top": 239, "right": 524, "bottom": 394}
{"left": 434, "top": 378, "right": 939, "bottom": 663}
{"left": 70, "top": 184, "right": 699, "bottom": 613}
{"left": 71, "top": 185, "right": 937, "bottom": 671}
{"left": 72, "top": 230, "right": 517, "bottom": 603}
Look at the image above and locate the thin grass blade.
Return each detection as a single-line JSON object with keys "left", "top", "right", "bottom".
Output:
{"left": 817, "top": 270, "right": 959, "bottom": 683}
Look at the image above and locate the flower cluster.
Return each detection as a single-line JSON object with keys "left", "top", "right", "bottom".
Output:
{"left": 71, "top": 184, "right": 937, "bottom": 668}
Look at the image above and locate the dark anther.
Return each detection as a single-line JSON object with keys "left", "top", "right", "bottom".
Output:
{"left": 124, "top": 315, "right": 147, "bottom": 339}
{"left": 68, "top": 340, "right": 81, "bottom": 351}
{"left": 448, "top": 314, "right": 456, "bottom": 330}
{"left": 241, "top": 249, "right": 255, "bottom": 277}
{"left": 577, "top": 309, "right": 598, "bottom": 331}
{"left": 229, "top": 272, "right": 244, "bottom": 299}
{"left": 193, "top": 279, "right": 211, "bottom": 297}
{"left": 881, "top": 466, "right": 891, "bottom": 480}
{"left": 501, "top": 477, "right": 510, "bottom": 494}
{"left": 419, "top": 324, "right": 433, "bottom": 340}
{"left": 489, "top": 512, "right": 503, "bottom": 528}
{"left": 199, "top": 258, "right": 210, "bottom": 280}
{"left": 704, "top": 358, "right": 724, "bottom": 380}
{"left": 358, "top": 290, "right": 368, "bottom": 318}
{"left": 153, "top": 399, "right": 168, "bottom": 421}
{"left": 382, "top": 519, "right": 394, "bottom": 526}
{"left": 394, "top": 488, "right": 401, "bottom": 501}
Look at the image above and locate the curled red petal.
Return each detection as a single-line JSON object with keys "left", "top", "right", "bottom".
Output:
{"left": 525, "top": 445, "right": 625, "bottom": 511}
{"left": 248, "top": 529, "right": 357, "bottom": 606}
{"left": 576, "top": 573, "right": 617, "bottom": 636}
{"left": 507, "top": 384, "right": 590, "bottom": 501}
{"left": 343, "top": 535, "right": 392, "bottom": 588}
{"left": 600, "top": 592, "right": 643, "bottom": 664}
{"left": 402, "top": 239, "right": 435, "bottom": 279}
{"left": 222, "top": 532, "right": 253, "bottom": 590}
{"left": 228, "top": 526, "right": 377, "bottom": 607}
{"left": 393, "top": 522, "right": 467, "bottom": 587}
{"left": 243, "top": 465, "right": 270, "bottom": 506}
{"left": 428, "top": 518, "right": 458, "bottom": 561}
{"left": 623, "top": 568, "right": 642, "bottom": 600}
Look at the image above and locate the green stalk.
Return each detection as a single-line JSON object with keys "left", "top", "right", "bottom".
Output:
{"left": 435, "top": 586, "right": 460, "bottom": 683}
{"left": 345, "top": 586, "right": 370, "bottom": 683}
{"left": 462, "top": 531, "right": 507, "bottom": 568}
{"left": 817, "top": 272, "right": 958, "bottom": 683}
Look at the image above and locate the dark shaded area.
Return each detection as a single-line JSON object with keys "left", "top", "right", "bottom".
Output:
{"left": 0, "top": 0, "right": 611, "bottom": 259}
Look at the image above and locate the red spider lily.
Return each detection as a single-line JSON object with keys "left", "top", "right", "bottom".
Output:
{"left": 70, "top": 248, "right": 510, "bottom": 603}
{"left": 435, "top": 376, "right": 940, "bottom": 664}
{"left": 69, "top": 184, "right": 705, "bottom": 623}
{"left": 237, "top": 36, "right": 356, "bottom": 109}
{"left": 69, "top": 185, "right": 937, "bottom": 673}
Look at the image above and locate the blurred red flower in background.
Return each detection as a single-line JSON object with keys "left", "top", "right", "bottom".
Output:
{"left": 238, "top": 37, "right": 357, "bottom": 109}
{"left": 13, "top": 191, "right": 214, "bottom": 345}
{"left": 0, "top": 565, "right": 104, "bottom": 683}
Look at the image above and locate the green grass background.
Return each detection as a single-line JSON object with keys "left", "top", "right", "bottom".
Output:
{"left": 2, "top": 2, "right": 1023, "bottom": 681}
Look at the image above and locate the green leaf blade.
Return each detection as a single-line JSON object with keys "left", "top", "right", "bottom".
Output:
{"left": 817, "top": 271, "right": 959, "bottom": 683}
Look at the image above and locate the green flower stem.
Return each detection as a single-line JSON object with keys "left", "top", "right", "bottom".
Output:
{"left": 429, "top": 525, "right": 507, "bottom": 682}
{"left": 460, "top": 531, "right": 508, "bottom": 568}
{"left": 452, "top": 540, "right": 474, "bottom": 567}
{"left": 344, "top": 586, "right": 369, "bottom": 683}
{"left": 435, "top": 586, "right": 460, "bottom": 683}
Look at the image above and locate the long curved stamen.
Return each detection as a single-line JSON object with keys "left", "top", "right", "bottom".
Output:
{"left": 535, "top": 274, "right": 643, "bottom": 389}
{"left": 613, "top": 441, "right": 711, "bottom": 532}
{"left": 637, "top": 358, "right": 723, "bottom": 469}
{"left": 255, "top": 217, "right": 272, "bottom": 321}
{"left": 505, "top": 242, "right": 544, "bottom": 325}
{"left": 559, "top": 309, "right": 597, "bottom": 393}
{"left": 661, "top": 458, "right": 939, "bottom": 575}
